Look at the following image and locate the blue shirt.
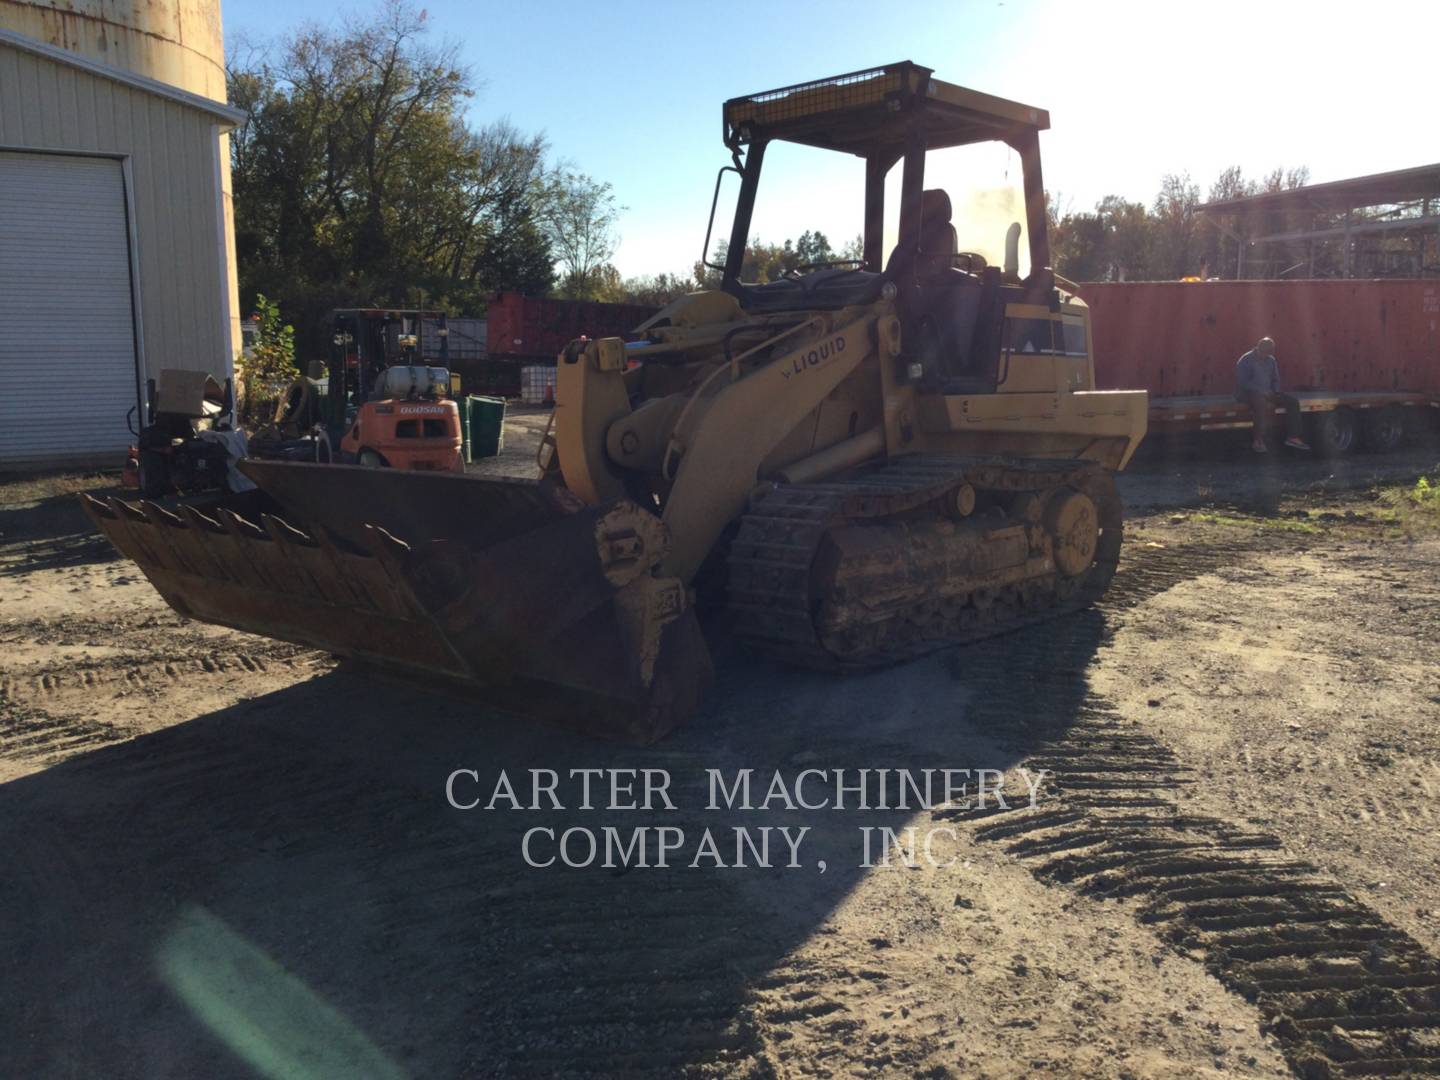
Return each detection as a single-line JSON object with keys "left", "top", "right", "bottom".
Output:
{"left": 1235, "top": 349, "right": 1279, "bottom": 400}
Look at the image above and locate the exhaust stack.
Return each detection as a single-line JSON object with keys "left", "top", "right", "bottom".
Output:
{"left": 1004, "top": 222, "right": 1022, "bottom": 277}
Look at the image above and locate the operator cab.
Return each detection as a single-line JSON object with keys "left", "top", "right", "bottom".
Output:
{"left": 712, "top": 62, "right": 1061, "bottom": 393}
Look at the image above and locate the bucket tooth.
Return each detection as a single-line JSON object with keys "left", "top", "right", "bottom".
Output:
{"left": 260, "top": 513, "right": 317, "bottom": 548}
{"left": 178, "top": 504, "right": 224, "bottom": 533}
{"left": 80, "top": 493, "right": 116, "bottom": 520}
{"left": 112, "top": 498, "right": 147, "bottom": 523}
{"left": 360, "top": 524, "right": 412, "bottom": 559}
{"left": 218, "top": 507, "right": 266, "bottom": 541}
{"left": 173, "top": 506, "right": 241, "bottom": 584}
{"left": 137, "top": 499, "right": 218, "bottom": 582}
{"left": 104, "top": 497, "right": 177, "bottom": 576}
{"left": 138, "top": 500, "right": 185, "bottom": 528}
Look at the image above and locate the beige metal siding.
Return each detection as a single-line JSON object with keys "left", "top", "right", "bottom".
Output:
{"left": 0, "top": 1, "right": 241, "bottom": 359}
{"left": 0, "top": 42, "right": 231, "bottom": 403}
{"left": 0, "top": 151, "right": 136, "bottom": 464}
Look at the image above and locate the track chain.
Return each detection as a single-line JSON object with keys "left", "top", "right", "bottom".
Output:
{"left": 726, "top": 455, "right": 1121, "bottom": 671}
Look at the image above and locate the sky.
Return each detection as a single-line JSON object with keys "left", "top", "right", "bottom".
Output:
{"left": 222, "top": 0, "right": 1440, "bottom": 278}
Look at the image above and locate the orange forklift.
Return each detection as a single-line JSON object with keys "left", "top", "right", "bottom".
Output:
{"left": 339, "top": 363, "right": 462, "bottom": 470}
{"left": 262, "top": 309, "right": 463, "bottom": 470}
{"left": 330, "top": 309, "right": 461, "bottom": 470}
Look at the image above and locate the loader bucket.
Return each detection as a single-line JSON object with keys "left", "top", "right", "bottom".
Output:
{"left": 79, "top": 462, "right": 711, "bottom": 742}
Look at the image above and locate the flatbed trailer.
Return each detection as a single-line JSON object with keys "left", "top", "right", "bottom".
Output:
{"left": 1147, "top": 390, "right": 1436, "bottom": 452}
{"left": 1080, "top": 280, "right": 1440, "bottom": 454}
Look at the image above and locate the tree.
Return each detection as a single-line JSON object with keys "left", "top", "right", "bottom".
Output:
{"left": 1198, "top": 165, "right": 1314, "bottom": 278}
{"left": 1199, "top": 166, "right": 1253, "bottom": 278}
{"left": 794, "top": 230, "right": 835, "bottom": 266}
{"left": 473, "top": 190, "right": 555, "bottom": 298}
{"left": 1051, "top": 208, "right": 1108, "bottom": 282}
{"left": 693, "top": 243, "right": 725, "bottom": 291}
{"left": 743, "top": 239, "right": 797, "bottom": 282}
{"left": 1095, "top": 196, "right": 1154, "bottom": 281}
{"left": 239, "top": 294, "right": 297, "bottom": 422}
{"left": 542, "top": 171, "right": 624, "bottom": 299}
{"left": 1044, "top": 165, "right": 1312, "bottom": 283}
{"left": 1263, "top": 166, "right": 1311, "bottom": 193}
{"left": 227, "top": 1, "right": 558, "bottom": 354}
{"left": 452, "top": 121, "right": 556, "bottom": 299}
{"left": 1150, "top": 173, "right": 1201, "bottom": 279}
{"left": 620, "top": 271, "right": 701, "bottom": 306}
{"left": 692, "top": 230, "right": 870, "bottom": 288}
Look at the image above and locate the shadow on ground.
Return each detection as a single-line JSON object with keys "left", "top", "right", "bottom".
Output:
{"left": 0, "top": 480, "right": 127, "bottom": 574}
{"left": 0, "top": 600, "right": 1110, "bottom": 1077}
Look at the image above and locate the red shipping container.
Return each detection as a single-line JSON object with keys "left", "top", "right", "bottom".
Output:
{"left": 1080, "top": 280, "right": 1440, "bottom": 400}
{"left": 486, "top": 292, "right": 659, "bottom": 363}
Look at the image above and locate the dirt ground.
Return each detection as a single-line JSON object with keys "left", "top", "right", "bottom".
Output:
{"left": 1, "top": 423, "right": 1438, "bottom": 1078}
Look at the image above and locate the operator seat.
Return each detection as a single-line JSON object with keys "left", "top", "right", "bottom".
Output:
{"left": 889, "top": 189, "right": 999, "bottom": 392}
{"left": 885, "top": 188, "right": 958, "bottom": 280}
{"left": 916, "top": 188, "right": 958, "bottom": 277}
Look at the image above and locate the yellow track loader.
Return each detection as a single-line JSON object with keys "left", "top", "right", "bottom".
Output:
{"left": 84, "top": 63, "right": 1147, "bottom": 742}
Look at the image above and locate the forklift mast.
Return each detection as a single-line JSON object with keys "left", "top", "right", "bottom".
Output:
{"left": 323, "top": 309, "right": 451, "bottom": 439}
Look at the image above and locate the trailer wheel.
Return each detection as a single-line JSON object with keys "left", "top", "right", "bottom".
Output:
{"left": 1309, "top": 407, "right": 1357, "bottom": 456}
{"left": 1360, "top": 407, "right": 1405, "bottom": 453}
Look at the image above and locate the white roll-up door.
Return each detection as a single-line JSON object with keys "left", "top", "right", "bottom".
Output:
{"left": 0, "top": 152, "right": 137, "bottom": 466}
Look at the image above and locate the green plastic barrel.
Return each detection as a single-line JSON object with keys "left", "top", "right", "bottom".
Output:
{"left": 457, "top": 397, "right": 475, "bottom": 466}
{"left": 466, "top": 395, "right": 505, "bottom": 460}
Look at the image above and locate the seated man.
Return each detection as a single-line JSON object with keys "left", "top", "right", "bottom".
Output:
{"left": 1235, "top": 336, "right": 1309, "bottom": 452}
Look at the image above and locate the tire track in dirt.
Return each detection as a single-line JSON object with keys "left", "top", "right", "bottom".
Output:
{"left": 0, "top": 601, "right": 322, "bottom": 776}
{"left": 0, "top": 705, "right": 130, "bottom": 761}
{"left": 0, "top": 645, "right": 310, "bottom": 707}
{"left": 434, "top": 792, "right": 781, "bottom": 1075}
{"left": 969, "top": 708, "right": 1440, "bottom": 1078}
{"left": 948, "top": 535, "right": 1440, "bottom": 1079}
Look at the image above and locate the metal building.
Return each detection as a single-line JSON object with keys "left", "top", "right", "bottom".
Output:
{"left": 1200, "top": 164, "right": 1440, "bottom": 281}
{"left": 0, "top": 0, "right": 241, "bottom": 468}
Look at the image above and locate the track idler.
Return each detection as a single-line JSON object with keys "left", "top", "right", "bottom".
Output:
{"left": 80, "top": 461, "right": 712, "bottom": 742}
